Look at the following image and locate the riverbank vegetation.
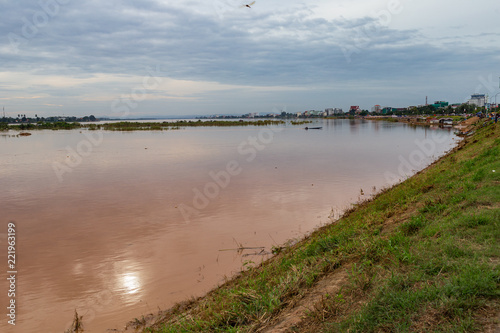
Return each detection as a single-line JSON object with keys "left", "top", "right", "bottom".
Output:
{"left": 87, "top": 120, "right": 285, "bottom": 131}
{"left": 290, "top": 120, "right": 313, "bottom": 125}
{"left": 126, "top": 119, "right": 498, "bottom": 332}
{"left": 0, "top": 119, "right": 286, "bottom": 132}
{"left": 0, "top": 121, "right": 82, "bottom": 131}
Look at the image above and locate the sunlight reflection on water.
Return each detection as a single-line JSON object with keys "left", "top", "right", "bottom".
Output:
{"left": 121, "top": 273, "right": 141, "bottom": 295}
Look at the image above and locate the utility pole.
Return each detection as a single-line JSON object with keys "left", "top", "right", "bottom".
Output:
{"left": 495, "top": 76, "right": 500, "bottom": 111}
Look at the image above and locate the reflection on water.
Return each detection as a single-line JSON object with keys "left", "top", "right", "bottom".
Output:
{"left": 120, "top": 273, "right": 141, "bottom": 295}
{"left": 0, "top": 119, "right": 458, "bottom": 332}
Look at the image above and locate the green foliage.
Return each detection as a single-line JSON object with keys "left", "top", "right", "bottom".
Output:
{"left": 400, "top": 215, "right": 427, "bottom": 236}
{"left": 3, "top": 121, "right": 82, "bottom": 130}
{"left": 305, "top": 234, "right": 342, "bottom": 256}
{"left": 444, "top": 264, "right": 499, "bottom": 298}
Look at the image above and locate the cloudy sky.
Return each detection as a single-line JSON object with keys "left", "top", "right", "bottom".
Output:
{"left": 1, "top": 0, "right": 499, "bottom": 117}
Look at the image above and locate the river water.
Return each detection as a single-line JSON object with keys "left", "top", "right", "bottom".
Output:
{"left": 0, "top": 119, "right": 457, "bottom": 332}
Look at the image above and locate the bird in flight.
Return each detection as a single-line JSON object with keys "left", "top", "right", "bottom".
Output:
{"left": 241, "top": 1, "right": 256, "bottom": 8}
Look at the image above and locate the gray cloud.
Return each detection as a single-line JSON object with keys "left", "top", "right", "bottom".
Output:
{"left": 1, "top": 0, "right": 499, "bottom": 115}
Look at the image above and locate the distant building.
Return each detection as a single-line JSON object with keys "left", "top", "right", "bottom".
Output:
{"left": 304, "top": 110, "right": 322, "bottom": 116}
{"left": 371, "top": 105, "right": 382, "bottom": 113}
{"left": 349, "top": 106, "right": 361, "bottom": 114}
{"left": 432, "top": 101, "right": 449, "bottom": 109}
{"left": 381, "top": 107, "right": 395, "bottom": 114}
{"left": 468, "top": 94, "right": 486, "bottom": 108}
{"left": 325, "top": 108, "right": 343, "bottom": 115}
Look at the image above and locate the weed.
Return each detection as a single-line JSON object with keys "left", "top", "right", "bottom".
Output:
{"left": 65, "top": 310, "right": 83, "bottom": 333}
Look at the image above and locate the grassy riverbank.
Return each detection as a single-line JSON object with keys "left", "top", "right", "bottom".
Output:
{"left": 122, "top": 118, "right": 499, "bottom": 333}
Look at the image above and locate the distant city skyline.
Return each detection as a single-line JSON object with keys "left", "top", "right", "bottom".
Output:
{"left": 3, "top": 91, "right": 494, "bottom": 119}
{"left": 1, "top": 0, "right": 499, "bottom": 118}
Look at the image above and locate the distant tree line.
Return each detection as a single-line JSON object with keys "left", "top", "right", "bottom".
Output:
{"left": 401, "top": 103, "right": 476, "bottom": 116}
{"left": 0, "top": 114, "right": 97, "bottom": 124}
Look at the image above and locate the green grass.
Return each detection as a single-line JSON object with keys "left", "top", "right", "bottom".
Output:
{"left": 133, "top": 119, "right": 499, "bottom": 333}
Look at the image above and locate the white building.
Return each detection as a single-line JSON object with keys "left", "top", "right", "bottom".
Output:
{"left": 324, "top": 108, "right": 343, "bottom": 115}
{"left": 468, "top": 94, "right": 487, "bottom": 108}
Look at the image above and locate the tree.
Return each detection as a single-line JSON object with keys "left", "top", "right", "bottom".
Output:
{"left": 456, "top": 103, "right": 474, "bottom": 114}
